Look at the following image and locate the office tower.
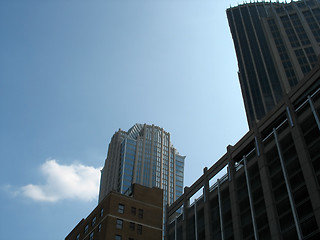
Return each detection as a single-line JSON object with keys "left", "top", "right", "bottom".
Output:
{"left": 166, "top": 61, "right": 320, "bottom": 240}
{"left": 227, "top": 0, "right": 320, "bottom": 128}
{"left": 65, "top": 184, "right": 163, "bottom": 240}
{"left": 99, "top": 123, "right": 185, "bottom": 209}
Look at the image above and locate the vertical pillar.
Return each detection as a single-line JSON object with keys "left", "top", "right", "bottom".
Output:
{"left": 165, "top": 204, "right": 169, "bottom": 240}
{"left": 308, "top": 96, "right": 320, "bottom": 130}
{"left": 273, "top": 128, "right": 303, "bottom": 240}
{"left": 175, "top": 218, "right": 177, "bottom": 240}
{"left": 150, "top": 125, "right": 155, "bottom": 188}
{"left": 182, "top": 187, "right": 189, "bottom": 240}
{"left": 203, "top": 167, "right": 212, "bottom": 240}
{"left": 286, "top": 106, "right": 294, "bottom": 127}
{"left": 254, "top": 136, "right": 260, "bottom": 157}
{"left": 140, "top": 125, "right": 147, "bottom": 185}
{"left": 217, "top": 179, "right": 224, "bottom": 240}
{"left": 226, "top": 145, "right": 242, "bottom": 240}
{"left": 243, "top": 156, "right": 259, "bottom": 240}
{"left": 253, "top": 124, "right": 282, "bottom": 240}
{"left": 194, "top": 202, "right": 198, "bottom": 240}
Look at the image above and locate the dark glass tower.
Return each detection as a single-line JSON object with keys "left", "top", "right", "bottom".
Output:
{"left": 227, "top": 0, "right": 320, "bottom": 128}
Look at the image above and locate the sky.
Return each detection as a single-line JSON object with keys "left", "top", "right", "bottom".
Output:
{"left": 0, "top": 0, "right": 258, "bottom": 239}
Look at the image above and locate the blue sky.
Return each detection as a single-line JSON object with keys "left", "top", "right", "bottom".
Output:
{"left": 0, "top": 0, "right": 256, "bottom": 239}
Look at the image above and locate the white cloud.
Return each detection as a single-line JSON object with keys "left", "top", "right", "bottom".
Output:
{"left": 19, "top": 159, "right": 102, "bottom": 202}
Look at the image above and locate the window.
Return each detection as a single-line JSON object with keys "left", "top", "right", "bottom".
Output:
{"left": 91, "top": 216, "right": 96, "bottom": 226}
{"left": 129, "top": 222, "right": 135, "bottom": 230}
{"left": 89, "top": 232, "right": 94, "bottom": 240}
{"left": 115, "top": 235, "right": 122, "bottom": 240}
{"left": 138, "top": 209, "right": 143, "bottom": 219}
{"left": 131, "top": 206, "right": 136, "bottom": 215}
{"left": 98, "top": 224, "right": 102, "bottom": 232}
{"left": 76, "top": 233, "right": 80, "bottom": 240}
{"left": 116, "top": 219, "right": 123, "bottom": 229}
{"left": 137, "top": 224, "right": 142, "bottom": 235}
{"left": 84, "top": 224, "right": 89, "bottom": 234}
{"left": 100, "top": 208, "right": 104, "bottom": 217}
{"left": 118, "top": 204, "right": 125, "bottom": 214}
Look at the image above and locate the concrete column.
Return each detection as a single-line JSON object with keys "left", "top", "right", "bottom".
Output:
{"left": 182, "top": 187, "right": 190, "bottom": 240}
{"left": 217, "top": 179, "right": 224, "bottom": 240}
{"left": 243, "top": 156, "right": 259, "bottom": 240}
{"left": 203, "top": 167, "right": 212, "bottom": 240}
{"left": 226, "top": 145, "right": 242, "bottom": 240}
{"left": 194, "top": 202, "right": 198, "bottom": 240}
{"left": 253, "top": 124, "right": 282, "bottom": 240}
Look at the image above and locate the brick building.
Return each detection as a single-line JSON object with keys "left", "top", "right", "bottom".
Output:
{"left": 66, "top": 184, "right": 163, "bottom": 240}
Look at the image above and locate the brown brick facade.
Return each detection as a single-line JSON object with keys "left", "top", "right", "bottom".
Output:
{"left": 66, "top": 184, "right": 163, "bottom": 240}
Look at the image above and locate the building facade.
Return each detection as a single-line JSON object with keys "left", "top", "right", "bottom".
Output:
{"left": 166, "top": 62, "right": 320, "bottom": 240}
{"left": 66, "top": 184, "right": 163, "bottom": 240}
{"left": 98, "top": 123, "right": 185, "bottom": 219}
{"left": 227, "top": 0, "right": 320, "bottom": 128}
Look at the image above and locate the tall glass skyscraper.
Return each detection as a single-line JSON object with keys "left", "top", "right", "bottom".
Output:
{"left": 98, "top": 123, "right": 185, "bottom": 209}
{"left": 227, "top": 0, "right": 320, "bottom": 128}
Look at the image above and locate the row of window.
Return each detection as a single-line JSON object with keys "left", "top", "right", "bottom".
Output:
{"left": 80, "top": 207, "right": 104, "bottom": 239}
{"left": 116, "top": 219, "right": 143, "bottom": 234}
{"left": 115, "top": 235, "right": 138, "bottom": 240}
{"left": 76, "top": 223, "right": 101, "bottom": 240}
{"left": 76, "top": 202, "right": 145, "bottom": 240}
{"left": 118, "top": 203, "right": 144, "bottom": 218}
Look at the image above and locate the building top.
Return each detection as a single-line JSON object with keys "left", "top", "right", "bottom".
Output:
{"left": 228, "top": 0, "right": 317, "bottom": 9}
{"left": 99, "top": 123, "right": 185, "bottom": 204}
{"left": 227, "top": 0, "right": 320, "bottom": 128}
{"left": 118, "top": 123, "right": 172, "bottom": 141}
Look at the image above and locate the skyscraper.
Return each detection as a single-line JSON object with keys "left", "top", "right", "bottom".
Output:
{"left": 98, "top": 123, "right": 185, "bottom": 209}
{"left": 227, "top": 0, "right": 320, "bottom": 128}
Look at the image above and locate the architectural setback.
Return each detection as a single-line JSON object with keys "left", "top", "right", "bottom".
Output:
{"left": 227, "top": 0, "right": 320, "bottom": 128}
{"left": 66, "top": 184, "right": 163, "bottom": 240}
{"left": 166, "top": 60, "right": 320, "bottom": 240}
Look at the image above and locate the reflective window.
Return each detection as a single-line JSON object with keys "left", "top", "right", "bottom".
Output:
{"left": 116, "top": 219, "right": 123, "bottom": 229}
{"left": 131, "top": 207, "right": 136, "bottom": 215}
{"left": 137, "top": 224, "right": 142, "bottom": 235}
{"left": 138, "top": 209, "right": 143, "bottom": 219}
{"left": 100, "top": 208, "right": 104, "bottom": 217}
{"left": 89, "top": 232, "right": 94, "bottom": 240}
{"left": 130, "top": 222, "right": 135, "bottom": 230}
{"left": 91, "top": 216, "right": 96, "bottom": 226}
{"left": 118, "top": 204, "right": 125, "bottom": 214}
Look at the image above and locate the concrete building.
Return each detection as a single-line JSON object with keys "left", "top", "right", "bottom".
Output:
{"left": 99, "top": 123, "right": 185, "bottom": 208}
{"left": 66, "top": 184, "right": 163, "bottom": 240}
{"left": 227, "top": 0, "right": 320, "bottom": 128}
{"left": 166, "top": 61, "right": 320, "bottom": 240}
